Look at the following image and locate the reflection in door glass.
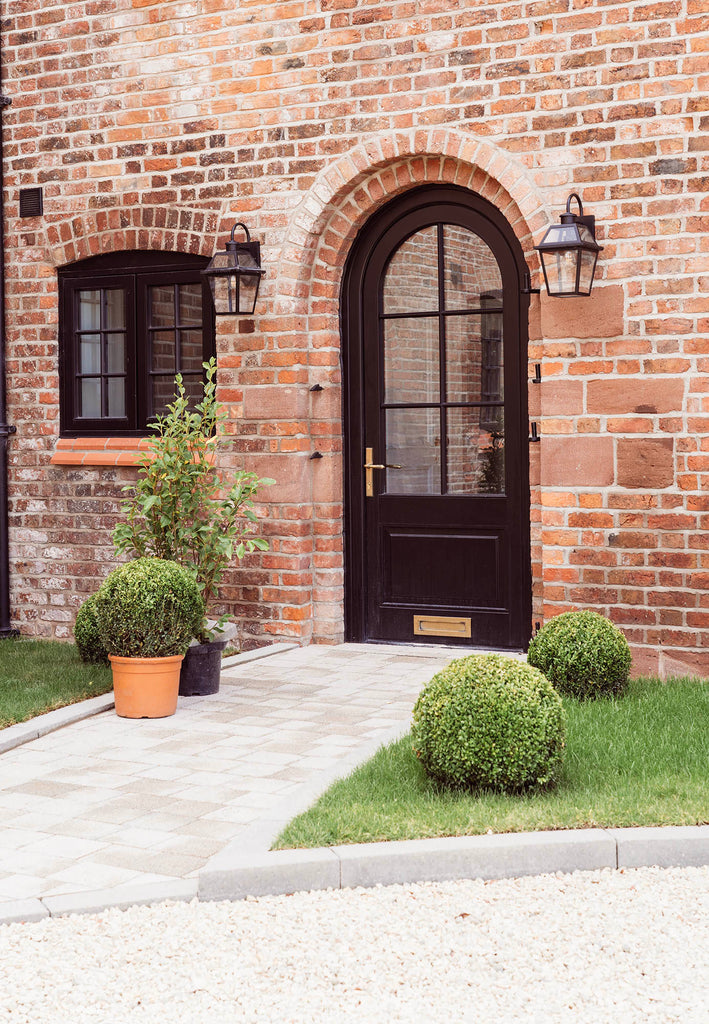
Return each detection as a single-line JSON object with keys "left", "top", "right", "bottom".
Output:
{"left": 385, "top": 407, "right": 441, "bottom": 494}
{"left": 447, "top": 407, "right": 505, "bottom": 494}
{"left": 443, "top": 226, "right": 502, "bottom": 309}
{"left": 384, "top": 316, "right": 439, "bottom": 404}
{"left": 382, "top": 226, "right": 439, "bottom": 314}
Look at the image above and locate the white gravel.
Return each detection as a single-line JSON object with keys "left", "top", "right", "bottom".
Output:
{"left": 1, "top": 866, "right": 707, "bottom": 1024}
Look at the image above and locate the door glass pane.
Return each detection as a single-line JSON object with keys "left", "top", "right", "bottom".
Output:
{"left": 447, "top": 407, "right": 505, "bottom": 494}
{"left": 151, "top": 331, "right": 176, "bottom": 373}
{"left": 105, "top": 289, "right": 125, "bottom": 330}
{"left": 106, "top": 333, "right": 125, "bottom": 373}
{"left": 107, "top": 378, "right": 126, "bottom": 418}
{"left": 178, "top": 283, "right": 202, "bottom": 325}
{"left": 80, "top": 335, "right": 101, "bottom": 374}
{"left": 149, "top": 285, "right": 176, "bottom": 328}
{"left": 179, "top": 330, "right": 204, "bottom": 374}
{"left": 78, "top": 291, "right": 101, "bottom": 331}
{"left": 80, "top": 378, "right": 100, "bottom": 418}
{"left": 445, "top": 313, "right": 504, "bottom": 404}
{"left": 384, "top": 317, "right": 439, "bottom": 404}
{"left": 385, "top": 408, "right": 441, "bottom": 494}
{"left": 443, "top": 226, "right": 502, "bottom": 310}
{"left": 382, "top": 226, "right": 439, "bottom": 314}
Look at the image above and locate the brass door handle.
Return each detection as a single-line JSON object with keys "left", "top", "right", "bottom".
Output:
{"left": 364, "top": 447, "right": 401, "bottom": 496}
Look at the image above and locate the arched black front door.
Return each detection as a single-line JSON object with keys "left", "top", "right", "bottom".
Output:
{"left": 343, "top": 185, "right": 531, "bottom": 649}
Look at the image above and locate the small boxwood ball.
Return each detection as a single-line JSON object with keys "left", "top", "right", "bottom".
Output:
{"left": 74, "top": 593, "right": 108, "bottom": 665}
{"left": 95, "top": 557, "right": 204, "bottom": 659}
{"left": 527, "top": 611, "right": 631, "bottom": 699}
{"left": 412, "top": 654, "right": 565, "bottom": 793}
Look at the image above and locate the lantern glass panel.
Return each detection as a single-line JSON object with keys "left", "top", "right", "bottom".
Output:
{"left": 238, "top": 272, "right": 259, "bottom": 314}
{"left": 542, "top": 248, "right": 581, "bottom": 295}
{"left": 577, "top": 250, "right": 598, "bottom": 294}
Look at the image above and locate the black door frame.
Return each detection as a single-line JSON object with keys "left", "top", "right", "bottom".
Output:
{"left": 342, "top": 183, "right": 532, "bottom": 647}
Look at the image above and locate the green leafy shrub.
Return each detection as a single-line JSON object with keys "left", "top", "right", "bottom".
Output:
{"left": 411, "top": 654, "right": 565, "bottom": 792}
{"left": 95, "top": 558, "right": 204, "bottom": 659}
{"left": 113, "top": 359, "right": 272, "bottom": 642}
{"left": 73, "top": 594, "right": 108, "bottom": 665}
{"left": 527, "top": 611, "right": 631, "bottom": 699}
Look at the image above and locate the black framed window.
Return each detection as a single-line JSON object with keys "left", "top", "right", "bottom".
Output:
{"left": 59, "top": 251, "right": 215, "bottom": 436}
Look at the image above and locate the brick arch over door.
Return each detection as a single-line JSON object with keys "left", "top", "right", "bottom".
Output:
{"left": 274, "top": 129, "right": 549, "bottom": 319}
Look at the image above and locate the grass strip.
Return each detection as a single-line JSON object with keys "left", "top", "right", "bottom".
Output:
{"left": 0, "top": 639, "right": 113, "bottom": 730}
{"left": 274, "top": 677, "right": 709, "bottom": 849}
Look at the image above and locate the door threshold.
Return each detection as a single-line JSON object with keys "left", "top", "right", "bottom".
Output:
{"left": 352, "top": 640, "right": 527, "bottom": 658}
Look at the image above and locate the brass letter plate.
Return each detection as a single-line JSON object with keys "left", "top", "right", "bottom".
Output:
{"left": 413, "top": 614, "right": 472, "bottom": 639}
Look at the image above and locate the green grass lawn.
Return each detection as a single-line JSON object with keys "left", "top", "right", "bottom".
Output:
{"left": 0, "top": 639, "right": 113, "bottom": 730}
{"left": 274, "top": 677, "right": 709, "bottom": 849}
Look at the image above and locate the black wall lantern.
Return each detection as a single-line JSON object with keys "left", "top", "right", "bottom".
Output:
{"left": 202, "top": 222, "right": 265, "bottom": 315}
{"left": 534, "top": 193, "right": 602, "bottom": 297}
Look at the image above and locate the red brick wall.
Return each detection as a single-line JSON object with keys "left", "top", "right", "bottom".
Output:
{"left": 3, "top": 0, "right": 708, "bottom": 673}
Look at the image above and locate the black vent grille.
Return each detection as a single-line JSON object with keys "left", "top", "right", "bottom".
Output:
{"left": 19, "top": 188, "right": 43, "bottom": 218}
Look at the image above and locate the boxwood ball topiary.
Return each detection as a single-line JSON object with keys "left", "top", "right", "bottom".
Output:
{"left": 527, "top": 611, "right": 631, "bottom": 699}
{"left": 95, "top": 557, "right": 205, "bottom": 659}
{"left": 73, "top": 593, "right": 108, "bottom": 665}
{"left": 412, "top": 654, "right": 565, "bottom": 793}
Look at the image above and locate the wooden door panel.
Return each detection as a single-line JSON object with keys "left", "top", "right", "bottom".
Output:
{"left": 384, "top": 529, "right": 503, "bottom": 607}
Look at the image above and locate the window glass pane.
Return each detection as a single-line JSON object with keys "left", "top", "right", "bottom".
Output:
{"left": 445, "top": 312, "right": 504, "bottom": 404}
{"left": 78, "top": 291, "right": 101, "bottom": 331}
{"left": 179, "top": 330, "right": 204, "bottom": 375}
{"left": 180, "top": 375, "right": 204, "bottom": 408}
{"left": 384, "top": 317, "right": 439, "bottom": 404}
{"left": 383, "top": 227, "right": 439, "bottom": 314}
{"left": 151, "top": 376, "right": 178, "bottom": 416}
{"left": 80, "top": 335, "right": 101, "bottom": 374}
{"left": 80, "top": 378, "right": 100, "bottom": 418}
{"left": 447, "top": 407, "right": 505, "bottom": 495}
{"left": 105, "top": 289, "right": 125, "bottom": 330}
{"left": 178, "top": 283, "right": 202, "bottom": 325}
{"left": 385, "top": 408, "right": 441, "bottom": 495}
{"left": 149, "top": 285, "right": 176, "bottom": 328}
{"left": 107, "top": 378, "right": 126, "bottom": 418}
{"left": 151, "top": 331, "right": 176, "bottom": 374}
{"left": 443, "top": 226, "right": 502, "bottom": 310}
{"left": 106, "top": 333, "right": 125, "bottom": 374}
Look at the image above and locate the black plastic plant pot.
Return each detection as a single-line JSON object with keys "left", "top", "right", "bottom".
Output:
{"left": 179, "top": 638, "right": 228, "bottom": 696}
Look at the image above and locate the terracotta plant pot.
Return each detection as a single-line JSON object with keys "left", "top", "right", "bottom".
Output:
{"left": 109, "top": 654, "right": 184, "bottom": 719}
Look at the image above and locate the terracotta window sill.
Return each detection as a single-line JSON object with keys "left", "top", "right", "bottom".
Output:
{"left": 50, "top": 438, "right": 153, "bottom": 467}
{"left": 50, "top": 437, "right": 217, "bottom": 467}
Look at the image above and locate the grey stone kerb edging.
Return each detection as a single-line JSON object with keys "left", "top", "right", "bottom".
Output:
{"left": 3, "top": 825, "right": 708, "bottom": 926}
{"left": 197, "top": 825, "right": 709, "bottom": 903}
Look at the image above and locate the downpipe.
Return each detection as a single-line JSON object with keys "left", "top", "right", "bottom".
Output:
{"left": 0, "top": 34, "right": 17, "bottom": 638}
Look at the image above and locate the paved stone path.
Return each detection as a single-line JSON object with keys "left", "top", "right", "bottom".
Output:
{"left": 0, "top": 643, "right": 456, "bottom": 907}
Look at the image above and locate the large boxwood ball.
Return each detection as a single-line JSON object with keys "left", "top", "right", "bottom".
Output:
{"left": 527, "top": 611, "right": 631, "bottom": 699}
{"left": 73, "top": 593, "right": 108, "bottom": 665}
{"left": 411, "top": 654, "right": 565, "bottom": 793}
{"left": 95, "top": 557, "right": 204, "bottom": 659}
